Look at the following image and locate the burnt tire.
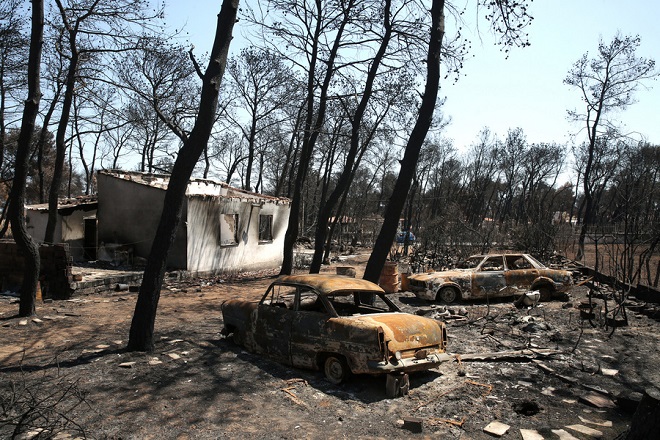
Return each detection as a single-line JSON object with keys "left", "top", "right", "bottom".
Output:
{"left": 232, "top": 329, "right": 243, "bottom": 346}
{"left": 324, "top": 355, "right": 349, "bottom": 384}
{"left": 386, "top": 373, "right": 410, "bottom": 398}
{"left": 537, "top": 286, "right": 553, "bottom": 302}
{"left": 437, "top": 287, "right": 459, "bottom": 304}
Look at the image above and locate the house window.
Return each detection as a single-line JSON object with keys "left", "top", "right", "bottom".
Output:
{"left": 259, "top": 214, "right": 273, "bottom": 243}
{"left": 219, "top": 214, "right": 239, "bottom": 246}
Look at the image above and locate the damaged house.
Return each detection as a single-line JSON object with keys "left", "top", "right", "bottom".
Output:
{"left": 25, "top": 195, "right": 98, "bottom": 262}
{"left": 96, "top": 170, "right": 291, "bottom": 274}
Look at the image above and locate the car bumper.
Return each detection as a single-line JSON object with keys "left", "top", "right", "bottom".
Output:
{"left": 366, "top": 352, "right": 452, "bottom": 374}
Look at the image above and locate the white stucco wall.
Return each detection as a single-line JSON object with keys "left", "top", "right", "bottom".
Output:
{"left": 26, "top": 210, "right": 59, "bottom": 244}
{"left": 59, "top": 209, "right": 90, "bottom": 261}
{"left": 186, "top": 195, "right": 290, "bottom": 273}
{"left": 97, "top": 173, "right": 188, "bottom": 269}
{"left": 26, "top": 206, "right": 96, "bottom": 261}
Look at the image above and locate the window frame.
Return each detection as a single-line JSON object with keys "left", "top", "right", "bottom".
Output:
{"left": 258, "top": 214, "right": 274, "bottom": 243}
{"left": 219, "top": 213, "right": 240, "bottom": 247}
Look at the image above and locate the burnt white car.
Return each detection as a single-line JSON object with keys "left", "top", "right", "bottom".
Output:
{"left": 221, "top": 274, "right": 449, "bottom": 397}
{"left": 408, "top": 253, "right": 573, "bottom": 303}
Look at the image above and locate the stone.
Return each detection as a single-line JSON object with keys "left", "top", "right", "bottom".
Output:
{"left": 520, "top": 429, "right": 544, "bottom": 440}
{"left": 401, "top": 417, "right": 423, "bottom": 433}
{"left": 578, "top": 416, "right": 612, "bottom": 427}
{"left": 118, "top": 362, "right": 136, "bottom": 368}
{"left": 565, "top": 424, "right": 603, "bottom": 438}
{"left": 483, "top": 421, "right": 510, "bottom": 437}
{"left": 541, "top": 386, "right": 556, "bottom": 396}
{"left": 551, "top": 429, "right": 579, "bottom": 440}
{"left": 580, "top": 392, "right": 616, "bottom": 409}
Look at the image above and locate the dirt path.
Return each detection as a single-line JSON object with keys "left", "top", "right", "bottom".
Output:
{"left": 1, "top": 258, "right": 658, "bottom": 439}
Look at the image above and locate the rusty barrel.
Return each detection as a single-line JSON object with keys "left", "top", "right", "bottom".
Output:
{"left": 379, "top": 262, "right": 399, "bottom": 293}
{"left": 400, "top": 272, "right": 410, "bottom": 291}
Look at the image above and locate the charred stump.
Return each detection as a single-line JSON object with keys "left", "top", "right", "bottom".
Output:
{"left": 626, "top": 386, "right": 660, "bottom": 440}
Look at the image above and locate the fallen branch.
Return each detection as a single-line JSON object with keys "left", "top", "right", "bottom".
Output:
{"left": 532, "top": 360, "right": 578, "bottom": 384}
{"left": 428, "top": 416, "right": 466, "bottom": 427}
{"left": 576, "top": 276, "right": 594, "bottom": 287}
{"left": 465, "top": 380, "right": 493, "bottom": 396}
{"left": 281, "top": 387, "right": 308, "bottom": 408}
{"left": 455, "top": 348, "right": 562, "bottom": 362}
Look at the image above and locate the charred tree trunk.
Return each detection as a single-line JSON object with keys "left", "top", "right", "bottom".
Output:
{"left": 8, "top": 0, "right": 43, "bottom": 317}
{"left": 280, "top": 0, "right": 353, "bottom": 275}
{"left": 274, "top": 104, "right": 304, "bottom": 197}
{"left": 626, "top": 386, "right": 660, "bottom": 440}
{"left": 44, "top": 4, "right": 79, "bottom": 244}
{"left": 363, "top": 0, "right": 444, "bottom": 283}
{"left": 402, "top": 178, "right": 418, "bottom": 257}
{"left": 243, "top": 105, "right": 257, "bottom": 191}
{"left": 37, "top": 83, "right": 62, "bottom": 203}
{"left": 127, "top": 0, "right": 239, "bottom": 352}
{"left": 309, "top": 0, "right": 392, "bottom": 274}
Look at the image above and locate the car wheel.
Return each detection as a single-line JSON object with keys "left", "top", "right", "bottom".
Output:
{"left": 324, "top": 355, "right": 349, "bottom": 384}
{"left": 385, "top": 373, "right": 410, "bottom": 398}
{"left": 437, "top": 287, "right": 459, "bottom": 304}
{"left": 537, "top": 285, "right": 553, "bottom": 302}
{"left": 232, "top": 330, "right": 243, "bottom": 346}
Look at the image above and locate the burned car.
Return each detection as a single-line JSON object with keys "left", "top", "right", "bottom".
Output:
{"left": 408, "top": 253, "right": 573, "bottom": 303}
{"left": 221, "top": 274, "right": 449, "bottom": 396}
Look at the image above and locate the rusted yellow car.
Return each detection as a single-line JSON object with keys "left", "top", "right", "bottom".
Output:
{"left": 408, "top": 253, "right": 573, "bottom": 303}
{"left": 221, "top": 274, "right": 449, "bottom": 397}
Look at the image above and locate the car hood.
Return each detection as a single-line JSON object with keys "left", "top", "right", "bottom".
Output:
{"left": 409, "top": 269, "right": 471, "bottom": 282}
{"left": 343, "top": 313, "right": 445, "bottom": 351}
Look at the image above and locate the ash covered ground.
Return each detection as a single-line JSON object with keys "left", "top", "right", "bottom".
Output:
{"left": 1, "top": 255, "right": 659, "bottom": 439}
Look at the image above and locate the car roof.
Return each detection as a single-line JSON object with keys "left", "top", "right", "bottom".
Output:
{"left": 274, "top": 274, "right": 385, "bottom": 296}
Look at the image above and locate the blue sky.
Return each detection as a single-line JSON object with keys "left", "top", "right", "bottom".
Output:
{"left": 166, "top": 0, "right": 660, "bottom": 151}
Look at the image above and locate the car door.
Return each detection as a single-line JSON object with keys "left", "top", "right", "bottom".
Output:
{"left": 504, "top": 255, "right": 539, "bottom": 294}
{"left": 253, "top": 284, "right": 296, "bottom": 363}
{"left": 471, "top": 255, "right": 507, "bottom": 298}
{"left": 289, "top": 288, "right": 333, "bottom": 369}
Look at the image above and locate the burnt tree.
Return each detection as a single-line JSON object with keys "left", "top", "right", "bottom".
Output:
{"left": 127, "top": 0, "right": 239, "bottom": 352}
{"left": 627, "top": 386, "right": 660, "bottom": 440}
{"left": 309, "top": 0, "right": 394, "bottom": 273}
{"left": 565, "top": 33, "right": 657, "bottom": 260}
{"left": 364, "top": 0, "right": 533, "bottom": 280}
{"left": 277, "top": 0, "right": 355, "bottom": 275}
{"left": 363, "top": 0, "right": 444, "bottom": 282}
{"left": 44, "top": 0, "right": 164, "bottom": 244}
{"left": 7, "top": 0, "right": 44, "bottom": 317}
